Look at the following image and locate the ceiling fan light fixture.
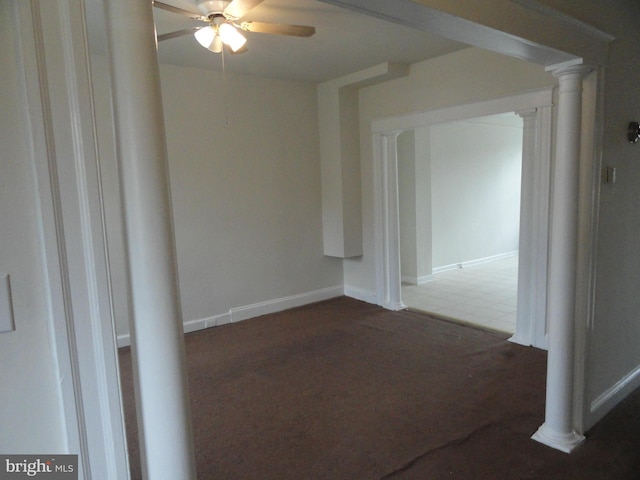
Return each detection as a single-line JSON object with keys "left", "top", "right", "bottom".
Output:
{"left": 218, "top": 22, "right": 247, "bottom": 52}
{"left": 155, "top": 0, "right": 315, "bottom": 56}
{"left": 194, "top": 25, "right": 216, "bottom": 49}
{"left": 210, "top": 35, "right": 224, "bottom": 53}
{"left": 196, "top": 0, "right": 231, "bottom": 16}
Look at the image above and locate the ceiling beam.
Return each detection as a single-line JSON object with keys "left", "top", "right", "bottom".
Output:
{"left": 318, "top": 0, "right": 613, "bottom": 67}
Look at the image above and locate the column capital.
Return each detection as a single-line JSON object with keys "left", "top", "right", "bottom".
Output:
{"left": 547, "top": 62, "right": 593, "bottom": 79}
{"left": 382, "top": 130, "right": 403, "bottom": 141}
{"left": 516, "top": 108, "right": 537, "bottom": 120}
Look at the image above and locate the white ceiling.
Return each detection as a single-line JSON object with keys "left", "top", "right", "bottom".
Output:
{"left": 85, "top": 0, "right": 469, "bottom": 83}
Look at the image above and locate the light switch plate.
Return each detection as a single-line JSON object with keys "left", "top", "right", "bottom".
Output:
{"left": 0, "top": 274, "right": 16, "bottom": 333}
{"left": 603, "top": 166, "right": 616, "bottom": 184}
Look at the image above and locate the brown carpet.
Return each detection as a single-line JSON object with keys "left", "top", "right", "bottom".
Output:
{"left": 118, "top": 297, "right": 640, "bottom": 479}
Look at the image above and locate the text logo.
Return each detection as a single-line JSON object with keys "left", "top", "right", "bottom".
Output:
{"left": 0, "top": 455, "right": 77, "bottom": 479}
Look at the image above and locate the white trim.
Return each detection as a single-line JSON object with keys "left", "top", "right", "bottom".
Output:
{"left": 545, "top": 58, "right": 588, "bottom": 73}
{"left": 117, "top": 315, "right": 224, "bottom": 347}
{"left": 373, "top": 90, "right": 554, "bottom": 341}
{"left": 401, "top": 275, "right": 434, "bottom": 285}
{"left": 532, "top": 105, "right": 553, "bottom": 350}
{"left": 372, "top": 131, "right": 407, "bottom": 312}
{"left": 431, "top": 251, "right": 518, "bottom": 275}
{"left": 182, "top": 317, "right": 211, "bottom": 335}
{"left": 372, "top": 88, "right": 554, "bottom": 134}
{"left": 575, "top": 68, "right": 607, "bottom": 433}
{"left": 511, "top": 104, "right": 552, "bottom": 350}
{"left": 116, "top": 286, "right": 344, "bottom": 348}
{"left": 589, "top": 365, "right": 640, "bottom": 426}
{"left": 117, "top": 334, "right": 132, "bottom": 349}
{"left": 431, "top": 265, "right": 462, "bottom": 275}
{"left": 319, "top": 0, "right": 587, "bottom": 66}
{"left": 373, "top": 131, "right": 386, "bottom": 307}
{"left": 230, "top": 286, "right": 343, "bottom": 322}
{"left": 17, "top": 1, "right": 129, "bottom": 477}
{"left": 187, "top": 312, "right": 232, "bottom": 330}
{"left": 16, "top": 0, "right": 80, "bottom": 458}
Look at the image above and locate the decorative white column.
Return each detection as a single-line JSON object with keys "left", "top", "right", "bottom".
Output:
{"left": 103, "top": 0, "right": 197, "bottom": 478}
{"left": 532, "top": 64, "right": 591, "bottom": 453}
{"left": 381, "top": 131, "right": 407, "bottom": 311}
{"left": 511, "top": 109, "right": 538, "bottom": 347}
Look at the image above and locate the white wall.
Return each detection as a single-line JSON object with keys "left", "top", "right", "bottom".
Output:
{"left": 0, "top": 2, "right": 65, "bottom": 452}
{"left": 398, "top": 114, "right": 522, "bottom": 282}
{"left": 430, "top": 116, "right": 523, "bottom": 268}
{"left": 348, "top": 47, "right": 555, "bottom": 296}
{"left": 91, "top": 56, "right": 343, "bottom": 340}
{"left": 398, "top": 130, "right": 418, "bottom": 281}
{"left": 398, "top": 126, "right": 433, "bottom": 285}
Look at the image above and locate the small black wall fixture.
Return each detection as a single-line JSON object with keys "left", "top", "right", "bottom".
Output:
{"left": 628, "top": 121, "right": 640, "bottom": 143}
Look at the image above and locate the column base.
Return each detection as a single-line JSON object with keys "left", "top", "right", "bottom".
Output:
{"left": 382, "top": 301, "right": 407, "bottom": 311}
{"left": 508, "top": 333, "right": 531, "bottom": 346}
{"left": 532, "top": 422, "right": 586, "bottom": 453}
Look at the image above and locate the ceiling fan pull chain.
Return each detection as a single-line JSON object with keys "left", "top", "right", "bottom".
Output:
{"left": 221, "top": 46, "right": 229, "bottom": 127}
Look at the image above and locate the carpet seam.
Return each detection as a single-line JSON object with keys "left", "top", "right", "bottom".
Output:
{"left": 378, "top": 422, "right": 500, "bottom": 479}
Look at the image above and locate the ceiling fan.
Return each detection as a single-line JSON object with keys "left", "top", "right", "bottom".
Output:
{"left": 153, "top": 0, "right": 316, "bottom": 54}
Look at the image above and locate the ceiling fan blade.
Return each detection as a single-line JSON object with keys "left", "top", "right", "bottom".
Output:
{"left": 224, "top": 0, "right": 265, "bottom": 19}
{"left": 152, "top": 1, "right": 207, "bottom": 21}
{"left": 240, "top": 21, "right": 315, "bottom": 37}
{"left": 157, "top": 27, "right": 201, "bottom": 42}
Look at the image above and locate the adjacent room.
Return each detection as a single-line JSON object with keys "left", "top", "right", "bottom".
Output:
{"left": 398, "top": 113, "right": 524, "bottom": 334}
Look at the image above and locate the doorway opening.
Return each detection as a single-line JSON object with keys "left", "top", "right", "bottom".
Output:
{"left": 373, "top": 90, "right": 553, "bottom": 349}
{"left": 398, "top": 113, "right": 522, "bottom": 335}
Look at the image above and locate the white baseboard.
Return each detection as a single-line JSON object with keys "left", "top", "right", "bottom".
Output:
{"left": 417, "top": 275, "right": 434, "bottom": 285}
{"left": 402, "top": 275, "right": 435, "bottom": 285}
{"left": 184, "top": 311, "right": 233, "bottom": 333}
{"left": 117, "top": 286, "right": 344, "bottom": 348}
{"left": 343, "top": 286, "right": 377, "bottom": 305}
{"left": 589, "top": 364, "right": 640, "bottom": 427}
{"left": 229, "top": 286, "right": 343, "bottom": 323}
{"left": 432, "top": 251, "right": 518, "bottom": 275}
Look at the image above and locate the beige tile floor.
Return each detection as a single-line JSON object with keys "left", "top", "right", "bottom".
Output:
{"left": 401, "top": 255, "right": 518, "bottom": 334}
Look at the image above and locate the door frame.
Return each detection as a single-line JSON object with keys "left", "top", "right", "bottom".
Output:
{"left": 372, "top": 88, "right": 554, "bottom": 349}
{"left": 15, "top": 1, "right": 129, "bottom": 477}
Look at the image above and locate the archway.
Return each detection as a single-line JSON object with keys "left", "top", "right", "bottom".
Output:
{"left": 372, "top": 89, "right": 554, "bottom": 349}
